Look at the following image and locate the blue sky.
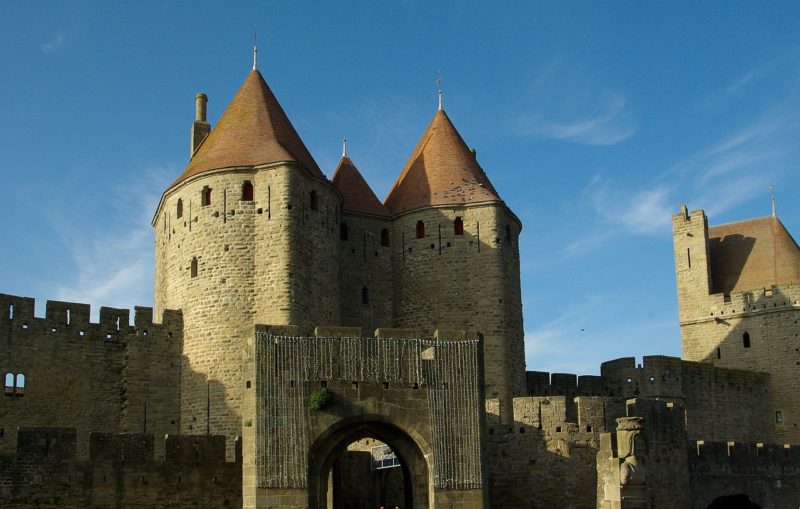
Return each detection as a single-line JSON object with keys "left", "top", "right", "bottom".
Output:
{"left": 1, "top": 2, "right": 799, "bottom": 375}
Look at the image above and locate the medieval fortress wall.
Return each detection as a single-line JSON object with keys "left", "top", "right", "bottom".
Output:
{"left": 4, "top": 63, "right": 800, "bottom": 507}
{"left": 0, "top": 294, "right": 183, "bottom": 459}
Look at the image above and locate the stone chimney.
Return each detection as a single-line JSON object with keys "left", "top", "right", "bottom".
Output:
{"left": 190, "top": 93, "right": 210, "bottom": 158}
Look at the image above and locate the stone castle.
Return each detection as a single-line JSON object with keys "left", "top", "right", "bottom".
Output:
{"left": 2, "top": 61, "right": 800, "bottom": 508}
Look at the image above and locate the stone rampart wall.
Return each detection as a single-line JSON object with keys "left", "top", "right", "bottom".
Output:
{"left": 0, "top": 294, "right": 182, "bottom": 459}
{"left": 688, "top": 440, "right": 800, "bottom": 509}
{"left": 526, "top": 355, "right": 774, "bottom": 442}
{"left": 0, "top": 427, "right": 241, "bottom": 509}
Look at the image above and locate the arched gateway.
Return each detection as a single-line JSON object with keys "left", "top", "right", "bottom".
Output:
{"left": 242, "top": 326, "right": 488, "bottom": 508}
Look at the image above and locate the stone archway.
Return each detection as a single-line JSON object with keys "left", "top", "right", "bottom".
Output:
{"left": 308, "top": 416, "right": 432, "bottom": 509}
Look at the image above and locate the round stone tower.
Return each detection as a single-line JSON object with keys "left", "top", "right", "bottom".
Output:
{"left": 152, "top": 69, "right": 341, "bottom": 441}
{"left": 384, "top": 108, "right": 525, "bottom": 422}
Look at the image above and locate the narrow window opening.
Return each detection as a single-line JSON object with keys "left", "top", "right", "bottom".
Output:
{"left": 66, "top": 308, "right": 71, "bottom": 325}
{"left": 382, "top": 381, "right": 389, "bottom": 390}
{"left": 687, "top": 248, "right": 691, "bottom": 268}
{"left": 743, "top": 331, "right": 751, "bottom": 348}
{"left": 176, "top": 199, "right": 183, "bottom": 218}
{"left": 380, "top": 228, "right": 389, "bottom": 247}
{"left": 310, "top": 191, "right": 318, "bottom": 210}
{"left": 716, "top": 347, "right": 721, "bottom": 359}
{"left": 241, "top": 181, "right": 254, "bottom": 201}
{"left": 776, "top": 410, "right": 784, "bottom": 423}
{"left": 361, "top": 286, "right": 369, "bottom": 305}
{"left": 506, "top": 224, "right": 512, "bottom": 242}
{"left": 8, "top": 304, "right": 13, "bottom": 320}
{"left": 15, "top": 374, "right": 24, "bottom": 396}
{"left": 4, "top": 373, "right": 13, "bottom": 394}
{"left": 454, "top": 217, "right": 464, "bottom": 235}
{"left": 190, "top": 257, "right": 198, "bottom": 278}
{"left": 340, "top": 223, "right": 348, "bottom": 241}
{"left": 416, "top": 220, "right": 425, "bottom": 239}
{"left": 201, "top": 186, "right": 212, "bottom": 206}
{"left": 116, "top": 317, "right": 120, "bottom": 332}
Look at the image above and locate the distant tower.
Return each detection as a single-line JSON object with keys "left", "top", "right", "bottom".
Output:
{"left": 331, "top": 153, "right": 393, "bottom": 330}
{"left": 152, "top": 68, "right": 342, "bottom": 445}
{"left": 384, "top": 107, "right": 525, "bottom": 422}
{"left": 673, "top": 205, "right": 800, "bottom": 442}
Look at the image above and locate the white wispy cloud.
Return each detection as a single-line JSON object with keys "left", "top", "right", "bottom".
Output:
{"left": 40, "top": 32, "right": 66, "bottom": 53}
{"left": 36, "top": 163, "right": 176, "bottom": 319}
{"left": 514, "top": 55, "right": 637, "bottom": 146}
{"left": 589, "top": 178, "right": 674, "bottom": 235}
{"left": 565, "top": 62, "right": 800, "bottom": 257}
{"left": 518, "top": 95, "right": 637, "bottom": 146}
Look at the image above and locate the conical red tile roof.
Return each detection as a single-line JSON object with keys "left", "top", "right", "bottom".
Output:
{"left": 170, "top": 70, "right": 323, "bottom": 189}
{"left": 384, "top": 109, "right": 501, "bottom": 214}
{"left": 708, "top": 216, "right": 800, "bottom": 294}
{"left": 331, "top": 156, "right": 390, "bottom": 216}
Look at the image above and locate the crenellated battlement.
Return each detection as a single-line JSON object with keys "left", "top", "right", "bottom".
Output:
{"left": 690, "top": 440, "right": 800, "bottom": 469}
{"left": 697, "top": 282, "right": 800, "bottom": 322}
{"left": 0, "top": 292, "right": 182, "bottom": 342}
{"left": 525, "top": 370, "right": 607, "bottom": 397}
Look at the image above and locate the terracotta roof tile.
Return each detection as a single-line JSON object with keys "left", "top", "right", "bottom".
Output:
{"left": 170, "top": 70, "right": 323, "bottom": 189}
{"left": 708, "top": 216, "right": 800, "bottom": 294}
{"left": 331, "top": 157, "right": 390, "bottom": 217}
{"left": 384, "top": 110, "right": 501, "bottom": 214}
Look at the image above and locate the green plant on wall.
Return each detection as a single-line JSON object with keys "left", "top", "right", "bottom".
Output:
{"left": 309, "top": 387, "right": 331, "bottom": 411}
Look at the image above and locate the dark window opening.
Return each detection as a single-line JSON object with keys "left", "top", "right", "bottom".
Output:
{"left": 454, "top": 217, "right": 464, "bottom": 235}
{"left": 241, "top": 181, "right": 254, "bottom": 201}
{"left": 776, "top": 410, "right": 784, "bottom": 423}
{"left": 416, "top": 220, "right": 425, "bottom": 239}
{"left": 340, "top": 223, "right": 348, "bottom": 241}
{"left": 716, "top": 347, "right": 721, "bottom": 359}
{"left": 310, "top": 191, "right": 318, "bottom": 210}
{"left": 380, "top": 228, "right": 389, "bottom": 247}
{"left": 177, "top": 199, "right": 183, "bottom": 218}
{"left": 743, "top": 332, "right": 751, "bottom": 348}
{"left": 506, "top": 224, "right": 512, "bottom": 241}
{"left": 361, "top": 286, "right": 369, "bottom": 305}
{"left": 190, "top": 257, "right": 198, "bottom": 278}
{"left": 201, "top": 186, "right": 212, "bottom": 206}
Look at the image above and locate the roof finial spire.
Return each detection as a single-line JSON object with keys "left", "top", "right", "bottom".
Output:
{"left": 769, "top": 183, "right": 776, "bottom": 217}
{"left": 342, "top": 137, "right": 347, "bottom": 158}
{"left": 252, "top": 29, "right": 258, "bottom": 71}
{"left": 436, "top": 71, "right": 443, "bottom": 111}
